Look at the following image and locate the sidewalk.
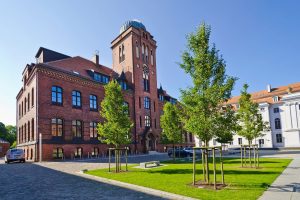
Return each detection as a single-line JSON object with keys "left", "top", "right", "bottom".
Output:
{"left": 259, "top": 156, "right": 300, "bottom": 200}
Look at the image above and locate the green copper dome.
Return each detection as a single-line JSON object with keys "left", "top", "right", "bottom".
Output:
{"left": 120, "top": 20, "right": 146, "bottom": 34}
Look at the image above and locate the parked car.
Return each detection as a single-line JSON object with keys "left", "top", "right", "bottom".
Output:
{"left": 4, "top": 148, "right": 25, "bottom": 164}
{"left": 183, "top": 147, "right": 202, "bottom": 156}
{"left": 168, "top": 148, "right": 190, "bottom": 158}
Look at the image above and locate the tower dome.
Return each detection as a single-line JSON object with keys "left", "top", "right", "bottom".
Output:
{"left": 120, "top": 19, "right": 146, "bottom": 34}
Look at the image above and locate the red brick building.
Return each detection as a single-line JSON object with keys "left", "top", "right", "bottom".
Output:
{"left": 16, "top": 20, "right": 194, "bottom": 161}
{"left": 0, "top": 138, "right": 10, "bottom": 157}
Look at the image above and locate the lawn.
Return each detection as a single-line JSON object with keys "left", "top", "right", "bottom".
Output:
{"left": 86, "top": 158, "right": 291, "bottom": 200}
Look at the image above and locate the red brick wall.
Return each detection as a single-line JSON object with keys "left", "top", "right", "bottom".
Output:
{"left": 0, "top": 143, "right": 10, "bottom": 157}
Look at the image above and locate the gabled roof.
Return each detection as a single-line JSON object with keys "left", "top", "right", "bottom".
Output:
{"left": 45, "top": 56, "right": 114, "bottom": 81}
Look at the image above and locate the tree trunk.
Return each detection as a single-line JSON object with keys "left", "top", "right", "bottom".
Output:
{"left": 248, "top": 141, "right": 251, "bottom": 168}
{"left": 173, "top": 143, "right": 175, "bottom": 162}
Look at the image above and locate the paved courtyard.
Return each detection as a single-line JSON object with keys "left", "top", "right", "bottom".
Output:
{"left": 1, "top": 150, "right": 300, "bottom": 200}
{"left": 0, "top": 154, "right": 169, "bottom": 200}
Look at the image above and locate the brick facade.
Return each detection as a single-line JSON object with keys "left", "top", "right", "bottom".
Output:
{"left": 16, "top": 20, "right": 194, "bottom": 161}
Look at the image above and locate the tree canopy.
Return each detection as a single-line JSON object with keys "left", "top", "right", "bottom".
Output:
{"left": 179, "top": 23, "right": 237, "bottom": 146}
{"left": 236, "top": 84, "right": 269, "bottom": 144}
{"left": 0, "top": 122, "right": 16, "bottom": 146}
{"left": 97, "top": 80, "right": 133, "bottom": 148}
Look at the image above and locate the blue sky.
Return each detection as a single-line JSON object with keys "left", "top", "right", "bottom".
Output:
{"left": 1, "top": 0, "right": 300, "bottom": 125}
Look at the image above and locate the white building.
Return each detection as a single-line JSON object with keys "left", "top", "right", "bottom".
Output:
{"left": 196, "top": 83, "right": 300, "bottom": 148}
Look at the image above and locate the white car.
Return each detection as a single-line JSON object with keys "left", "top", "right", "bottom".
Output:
{"left": 4, "top": 148, "right": 25, "bottom": 164}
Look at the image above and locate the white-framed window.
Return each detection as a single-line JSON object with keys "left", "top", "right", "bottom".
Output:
{"left": 260, "top": 107, "right": 265, "bottom": 112}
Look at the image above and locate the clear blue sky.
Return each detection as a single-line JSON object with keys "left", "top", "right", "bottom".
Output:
{"left": 1, "top": 0, "right": 300, "bottom": 125}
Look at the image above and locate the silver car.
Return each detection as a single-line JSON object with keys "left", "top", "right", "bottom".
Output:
{"left": 4, "top": 148, "right": 25, "bottom": 164}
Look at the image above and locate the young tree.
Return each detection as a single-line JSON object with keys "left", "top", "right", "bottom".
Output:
{"left": 160, "top": 102, "right": 182, "bottom": 161}
{"left": 237, "top": 84, "right": 269, "bottom": 167}
{"left": 97, "top": 80, "right": 133, "bottom": 172}
{"left": 97, "top": 80, "right": 133, "bottom": 147}
{"left": 237, "top": 84, "right": 268, "bottom": 145}
{"left": 179, "top": 23, "right": 237, "bottom": 147}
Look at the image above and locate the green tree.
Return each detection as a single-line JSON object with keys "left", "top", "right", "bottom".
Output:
{"left": 160, "top": 102, "right": 182, "bottom": 161}
{"left": 179, "top": 23, "right": 237, "bottom": 147}
{"left": 0, "top": 122, "right": 16, "bottom": 146}
{"left": 237, "top": 84, "right": 269, "bottom": 145}
{"left": 97, "top": 80, "right": 133, "bottom": 147}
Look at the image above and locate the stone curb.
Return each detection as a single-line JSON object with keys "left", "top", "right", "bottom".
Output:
{"left": 77, "top": 171, "right": 198, "bottom": 200}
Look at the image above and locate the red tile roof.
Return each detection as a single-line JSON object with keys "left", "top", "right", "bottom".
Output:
{"left": 227, "top": 82, "right": 300, "bottom": 105}
{"left": 45, "top": 56, "right": 114, "bottom": 80}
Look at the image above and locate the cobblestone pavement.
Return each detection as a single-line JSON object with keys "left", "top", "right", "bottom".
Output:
{"left": 0, "top": 154, "right": 169, "bottom": 200}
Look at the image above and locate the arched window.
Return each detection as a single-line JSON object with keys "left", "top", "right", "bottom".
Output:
{"left": 52, "top": 86, "right": 63, "bottom": 105}
{"left": 144, "top": 97, "right": 150, "bottom": 109}
{"left": 75, "top": 147, "right": 83, "bottom": 158}
{"left": 119, "top": 46, "right": 122, "bottom": 63}
{"left": 27, "top": 121, "right": 30, "bottom": 141}
{"left": 31, "top": 118, "right": 34, "bottom": 140}
{"left": 24, "top": 97, "right": 27, "bottom": 114}
{"left": 143, "top": 65, "right": 149, "bottom": 92}
{"left": 51, "top": 118, "right": 63, "bottom": 137}
{"left": 92, "top": 147, "right": 99, "bottom": 157}
{"left": 135, "top": 41, "right": 139, "bottom": 58}
{"left": 89, "top": 95, "right": 98, "bottom": 110}
{"left": 72, "top": 90, "right": 81, "bottom": 108}
{"left": 122, "top": 44, "right": 125, "bottom": 61}
{"left": 275, "top": 118, "right": 281, "bottom": 129}
{"left": 142, "top": 43, "right": 145, "bottom": 61}
{"left": 27, "top": 93, "right": 30, "bottom": 111}
{"left": 31, "top": 88, "right": 34, "bottom": 107}
{"left": 150, "top": 50, "right": 153, "bottom": 65}
{"left": 145, "top": 46, "right": 149, "bottom": 63}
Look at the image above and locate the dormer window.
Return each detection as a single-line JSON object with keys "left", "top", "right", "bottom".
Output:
{"left": 159, "top": 94, "right": 164, "bottom": 102}
{"left": 120, "top": 81, "right": 127, "bottom": 90}
{"left": 94, "top": 73, "right": 109, "bottom": 84}
{"left": 273, "top": 96, "right": 279, "bottom": 102}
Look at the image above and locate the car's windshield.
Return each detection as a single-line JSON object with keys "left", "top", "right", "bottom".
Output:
{"left": 10, "top": 149, "right": 23, "bottom": 154}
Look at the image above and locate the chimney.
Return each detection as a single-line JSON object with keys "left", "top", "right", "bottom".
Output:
{"left": 92, "top": 50, "right": 99, "bottom": 65}
{"left": 267, "top": 84, "right": 271, "bottom": 93}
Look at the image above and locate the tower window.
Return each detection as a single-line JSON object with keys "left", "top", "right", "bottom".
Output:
{"left": 144, "top": 97, "right": 150, "bottom": 109}
{"left": 119, "top": 44, "right": 125, "bottom": 63}
{"left": 145, "top": 46, "right": 149, "bottom": 63}
{"left": 150, "top": 50, "right": 153, "bottom": 65}
{"left": 143, "top": 65, "right": 150, "bottom": 92}
{"left": 274, "top": 107, "right": 279, "bottom": 113}
{"left": 145, "top": 116, "right": 151, "bottom": 127}
{"left": 136, "top": 41, "right": 139, "bottom": 59}
{"left": 120, "top": 81, "right": 127, "bottom": 90}
{"left": 159, "top": 94, "right": 164, "bottom": 102}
